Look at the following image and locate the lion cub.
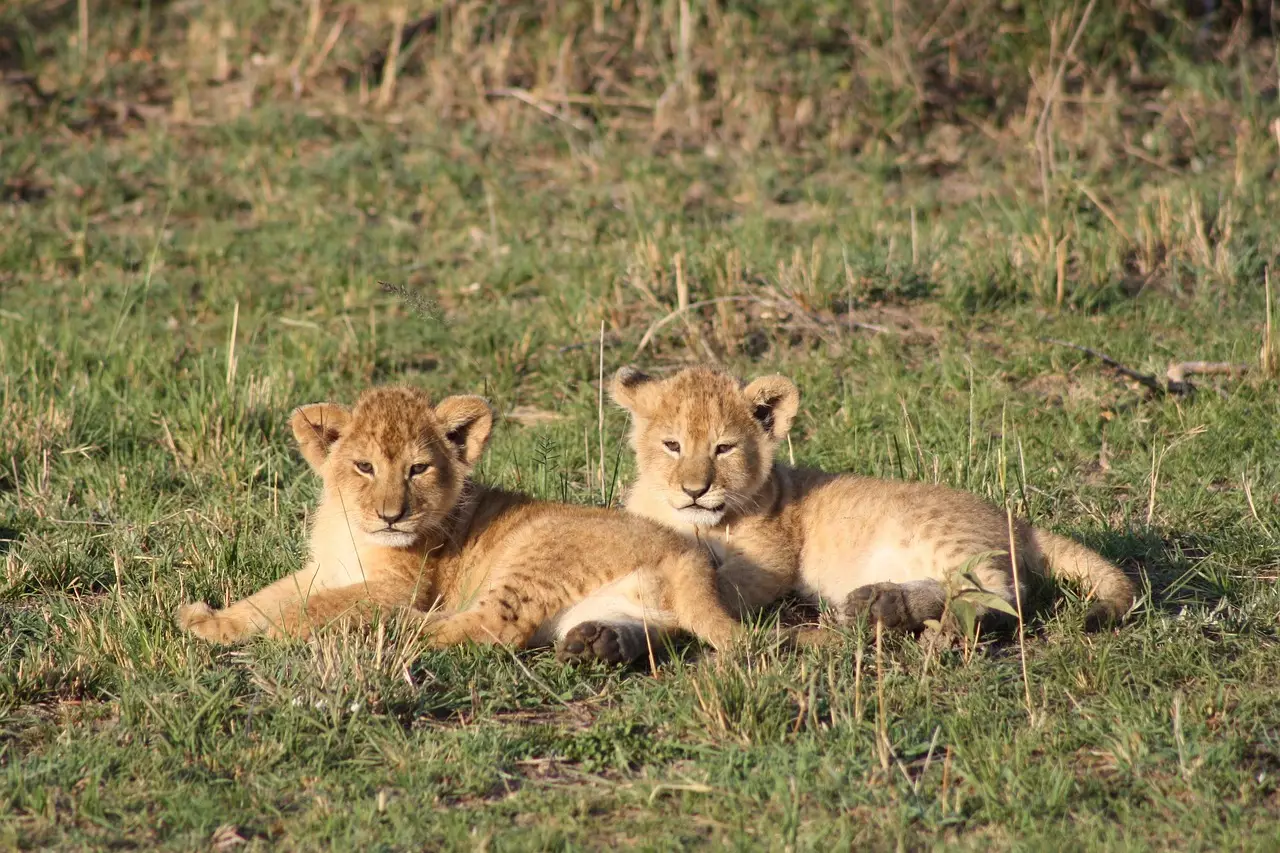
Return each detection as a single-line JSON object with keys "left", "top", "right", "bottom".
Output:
{"left": 604, "top": 366, "right": 1135, "bottom": 637}
{"left": 176, "top": 386, "right": 742, "bottom": 661}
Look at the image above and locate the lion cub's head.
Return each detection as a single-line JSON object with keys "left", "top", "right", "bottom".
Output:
{"left": 610, "top": 367, "right": 799, "bottom": 528}
{"left": 290, "top": 387, "right": 493, "bottom": 548}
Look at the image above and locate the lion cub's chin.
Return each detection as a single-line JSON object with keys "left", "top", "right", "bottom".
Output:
{"left": 674, "top": 505, "right": 727, "bottom": 528}
{"left": 365, "top": 529, "right": 420, "bottom": 548}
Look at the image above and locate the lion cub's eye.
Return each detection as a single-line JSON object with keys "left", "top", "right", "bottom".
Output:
{"left": 408, "top": 462, "right": 431, "bottom": 478}
{"left": 662, "top": 440, "right": 681, "bottom": 454}
{"left": 354, "top": 461, "right": 375, "bottom": 475}
{"left": 714, "top": 443, "right": 736, "bottom": 456}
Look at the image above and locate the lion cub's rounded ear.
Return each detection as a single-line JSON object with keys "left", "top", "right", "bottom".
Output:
{"left": 434, "top": 395, "right": 494, "bottom": 467}
{"left": 291, "top": 403, "right": 352, "bottom": 471}
{"left": 742, "top": 375, "right": 799, "bottom": 441}
{"left": 610, "top": 366, "right": 657, "bottom": 414}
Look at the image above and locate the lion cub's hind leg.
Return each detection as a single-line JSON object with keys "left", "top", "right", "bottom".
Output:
{"left": 839, "top": 580, "right": 947, "bottom": 633}
{"left": 424, "top": 568, "right": 564, "bottom": 650}
{"left": 557, "top": 621, "right": 654, "bottom": 666}
{"left": 425, "top": 566, "right": 680, "bottom": 659}
{"left": 547, "top": 575, "right": 681, "bottom": 665}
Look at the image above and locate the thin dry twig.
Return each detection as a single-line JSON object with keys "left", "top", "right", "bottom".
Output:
{"left": 1241, "top": 469, "right": 1272, "bottom": 539}
{"left": 482, "top": 627, "right": 591, "bottom": 722}
{"left": 1075, "top": 182, "right": 1131, "bottom": 243}
{"left": 488, "top": 88, "right": 594, "bottom": 132}
{"left": 1119, "top": 141, "right": 1183, "bottom": 176}
{"left": 1045, "top": 339, "right": 1252, "bottom": 397}
{"left": 1263, "top": 265, "right": 1275, "bottom": 377}
{"left": 287, "top": 0, "right": 323, "bottom": 94}
{"left": 158, "top": 415, "right": 187, "bottom": 474}
{"left": 633, "top": 296, "right": 757, "bottom": 357}
{"left": 375, "top": 6, "right": 408, "bottom": 109}
{"left": 874, "top": 621, "right": 891, "bottom": 773}
{"left": 1007, "top": 506, "right": 1034, "bottom": 723}
{"left": 648, "top": 782, "right": 714, "bottom": 804}
{"left": 225, "top": 301, "right": 240, "bottom": 387}
{"left": 1036, "top": 0, "right": 1098, "bottom": 135}
{"left": 940, "top": 746, "right": 953, "bottom": 812}
{"left": 1165, "top": 361, "right": 1250, "bottom": 395}
{"left": 305, "top": 9, "right": 352, "bottom": 82}
{"left": 1042, "top": 338, "right": 1166, "bottom": 395}
{"left": 766, "top": 285, "right": 890, "bottom": 339}
{"left": 1035, "top": 0, "right": 1099, "bottom": 209}
{"left": 913, "top": 726, "right": 943, "bottom": 795}
{"left": 488, "top": 90, "right": 652, "bottom": 109}
{"left": 363, "top": 6, "right": 446, "bottom": 81}
{"left": 78, "top": 0, "right": 89, "bottom": 59}
{"left": 597, "top": 320, "right": 606, "bottom": 503}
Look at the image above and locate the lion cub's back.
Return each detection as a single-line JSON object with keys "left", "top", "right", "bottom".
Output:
{"left": 795, "top": 473, "right": 1015, "bottom": 596}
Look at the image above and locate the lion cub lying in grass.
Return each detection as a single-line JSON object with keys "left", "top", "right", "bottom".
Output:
{"left": 586, "top": 366, "right": 1134, "bottom": 647}
{"left": 177, "top": 385, "right": 742, "bottom": 660}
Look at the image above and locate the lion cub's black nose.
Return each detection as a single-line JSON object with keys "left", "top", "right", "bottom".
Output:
{"left": 682, "top": 483, "right": 710, "bottom": 500}
{"left": 379, "top": 506, "right": 407, "bottom": 525}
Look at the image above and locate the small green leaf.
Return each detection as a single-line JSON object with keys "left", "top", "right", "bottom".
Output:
{"left": 957, "top": 589, "right": 1019, "bottom": 618}
{"left": 951, "top": 598, "right": 978, "bottom": 641}
{"left": 955, "top": 550, "right": 1008, "bottom": 584}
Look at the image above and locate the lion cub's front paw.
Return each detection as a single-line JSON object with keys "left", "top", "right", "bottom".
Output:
{"left": 841, "top": 582, "right": 912, "bottom": 632}
{"left": 176, "top": 601, "right": 214, "bottom": 629}
{"left": 556, "top": 621, "right": 632, "bottom": 666}
{"left": 176, "top": 602, "right": 249, "bottom": 644}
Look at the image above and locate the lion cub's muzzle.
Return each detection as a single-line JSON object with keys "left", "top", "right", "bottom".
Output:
{"left": 356, "top": 507, "right": 430, "bottom": 546}
{"left": 670, "top": 488, "right": 728, "bottom": 528}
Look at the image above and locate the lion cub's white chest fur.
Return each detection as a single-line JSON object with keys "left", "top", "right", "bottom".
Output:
{"left": 302, "top": 498, "right": 380, "bottom": 591}
{"left": 626, "top": 487, "right": 727, "bottom": 556}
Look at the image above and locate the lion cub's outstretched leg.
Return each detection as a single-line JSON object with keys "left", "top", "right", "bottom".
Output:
{"left": 835, "top": 554, "right": 1020, "bottom": 635}
{"left": 178, "top": 572, "right": 428, "bottom": 644}
{"left": 178, "top": 569, "right": 323, "bottom": 644}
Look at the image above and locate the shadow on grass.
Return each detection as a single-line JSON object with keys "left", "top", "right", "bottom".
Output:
{"left": 1080, "top": 527, "right": 1239, "bottom": 613}
{"left": 0, "top": 525, "right": 17, "bottom": 556}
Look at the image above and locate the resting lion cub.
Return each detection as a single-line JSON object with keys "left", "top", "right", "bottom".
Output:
{"left": 605, "top": 366, "right": 1134, "bottom": 637}
{"left": 176, "top": 385, "right": 742, "bottom": 660}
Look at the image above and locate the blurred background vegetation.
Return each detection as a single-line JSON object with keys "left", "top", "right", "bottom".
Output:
{"left": 3, "top": 2, "right": 1280, "bottom": 850}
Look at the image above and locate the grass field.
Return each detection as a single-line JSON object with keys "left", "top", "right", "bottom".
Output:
{"left": 3, "top": 1, "right": 1280, "bottom": 849}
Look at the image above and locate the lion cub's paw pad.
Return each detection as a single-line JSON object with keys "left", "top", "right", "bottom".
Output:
{"left": 842, "top": 583, "right": 911, "bottom": 631}
{"left": 556, "top": 622, "right": 629, "bottom": 665}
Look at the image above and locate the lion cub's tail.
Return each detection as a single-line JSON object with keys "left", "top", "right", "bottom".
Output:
{"left": 1032, "top": 530, "right": 1136, "bottom": 630}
